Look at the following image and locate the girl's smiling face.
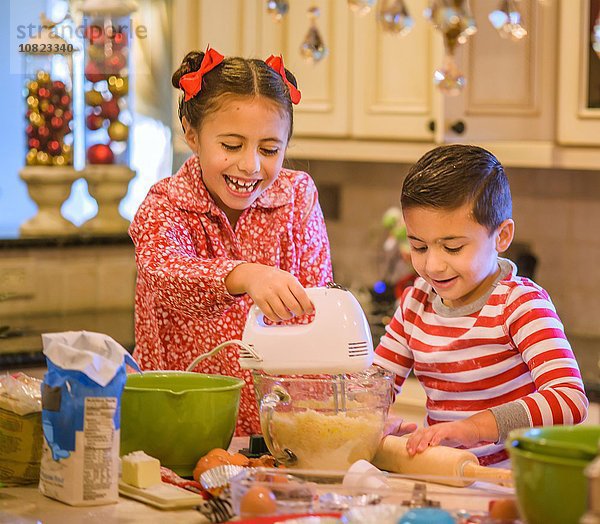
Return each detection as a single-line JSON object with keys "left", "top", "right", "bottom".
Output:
{"left": 184, "top": 95, "right": 290, "bottom": 225}
{"left": 403, "top": 203, "right": 514, "bottom": 308}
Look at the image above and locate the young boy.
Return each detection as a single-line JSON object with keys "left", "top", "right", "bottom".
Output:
{"left": 375, "top": 144, "right": 588, "bottom": 465}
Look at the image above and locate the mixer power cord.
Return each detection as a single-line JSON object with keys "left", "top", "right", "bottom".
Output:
{"left": 185, "top": 340, "right": 262, "bottom": 372}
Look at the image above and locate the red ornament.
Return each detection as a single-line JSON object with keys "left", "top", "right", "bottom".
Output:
{"left": 26, "top": 124, "right": 36, "bottom": 138}
{"left": 38, "top": 87, "right": 51, "bottom": 99}
{"left": 85, "top": 61, "right": 105, "bottom": 83}
{"left": 48, "top": 140, "right": 61, "bottom": 155}
{"left": 100, "top": 98, "right": 120, "bottom": 120}
{"left": 87, "top": 143, "right": 114, "bottom": 164}
{"left": 85, "top": 25, "right": 105, "bottom": 45}
{"left": 38, "top": 126, "right": 50, "bottom": 139}
{"left": 112, "top": 32, "right": 128, "bottom": 47}
{"left": 63, "top": 110, "right": 73, "bottom": 123}
{"left": 52, "top": 80, "right": 66, "bottom": 93}
{"left": 59, "top": 94, "right": 71, "bottom": 107}
{"left": 50, "top": 116, "right": 64, "bottom": 131}
{"left": 42, "top": 103, "right": 55, "bottom": 117}
{"left": 86, "top": 113, "right": 104, "bottom": 130}
{"left": 28, "top": 138, "right": 41, "bottom": 149}
{"left": 106, "top": 53, "right": 126, "bottom": 73}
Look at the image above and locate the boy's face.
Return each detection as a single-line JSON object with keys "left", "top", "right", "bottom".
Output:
{"left": 403, "top": 203, "right": 514, "bottom": 308}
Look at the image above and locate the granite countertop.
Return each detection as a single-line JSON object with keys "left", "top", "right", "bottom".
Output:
{"left": 0, "top": 232, "right": 132, "bottom": 249}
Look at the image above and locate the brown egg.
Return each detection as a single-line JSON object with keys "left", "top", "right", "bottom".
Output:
{"left": 192, "top": 455, "right": 228, "bottom": 481}
{"left": 205, "top": 448, "right": 231, "bottom": 461}
{"left": 229, "top": 452, "right": 250, "bottom": 467}
{"left": 239, "top": 485, "right": 277, "bottom": 517}
{"left": 489, "top": 498, "right": 520, "bottom": 521}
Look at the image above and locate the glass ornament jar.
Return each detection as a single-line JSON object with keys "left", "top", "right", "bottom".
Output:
{"left": 79, "top": 0, "right": 137, "bottom": 233}
{"left": 19, "top": 16, "right": 79, "bottom": 237}
{"left": 81, "top": 0, "right": 136, "bottom": 168}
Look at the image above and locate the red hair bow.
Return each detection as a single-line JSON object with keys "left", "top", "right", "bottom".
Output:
{"left": 179, "top": 46, "right": 224, "bottom": 102}
{"left": 265, "top": 54, "right": 301, "bottom": 105}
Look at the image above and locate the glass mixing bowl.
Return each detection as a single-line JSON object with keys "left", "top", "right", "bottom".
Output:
{"left": 253, "top": 367, "right": 394, "bottom": 471}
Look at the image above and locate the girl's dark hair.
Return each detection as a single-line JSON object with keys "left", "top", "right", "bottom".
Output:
{"left": 171, "top": 51, "right": 298, "bottom": 140}
{"left": 401, "top": 144, "right": 512, "bottom": 233}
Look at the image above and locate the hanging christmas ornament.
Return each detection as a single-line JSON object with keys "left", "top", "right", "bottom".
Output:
{"left": 592, "top": 7, "right": 600, "bottom": 58}
{"left": 425, "top": 0, "right": 476, "bottom": 43}
{"left": 488, "top": 0, "right": 527, "bottom": 41}
{"left": 348, "top": 0, "right": 377, "bottom": 16}
{"left": 378, "top": 0, "right": 414, "bottom": 36}
{"left": 434, "top": 53, "right": 466, "bottom": 96}
{"left": 266, "top": 0, "right": 289, "bottom": 22}
{"left": 300, "top": 6, "right": 328, "bottom": 63}
{"left": 427, "top": 0, "right": 476, "bottom": 96}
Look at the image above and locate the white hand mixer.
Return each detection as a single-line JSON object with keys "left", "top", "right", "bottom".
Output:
{"left": 186, "top": 283, "right": 375, "bottom": 413}
{"left": 239, "top": 283, "right": 374, "bottom": 375}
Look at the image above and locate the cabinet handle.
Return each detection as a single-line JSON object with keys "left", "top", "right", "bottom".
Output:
{"left": 427, "top": 120, "right": 436, "bottom": 133}
{"left": 449, "top": 121, "right": 466, "bottom": 135}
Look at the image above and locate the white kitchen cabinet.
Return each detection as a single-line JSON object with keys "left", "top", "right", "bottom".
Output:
{"left": 557, "top": 0, "right": 600, "bottom": 147}
{"left": 292, "top": 0, "right": 560, "bottom": 165}
{"left": 445, "top": 0, "right": 557, "bottom": 144}
{"left": 243, "top": 0, "right": 351, "bottom": 138}
{"left": 350, "top": 0, "right": 440, "bottom": 142}
{"left": 171, "top": 0, "right": 600, "bottom": 169}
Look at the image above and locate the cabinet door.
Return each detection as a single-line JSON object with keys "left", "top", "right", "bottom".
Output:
{"left": 443, "top": 0, "right": 557, "bottom": 145}
{"left": 243, "top": 0, "right": 351, "bottom": 137}
{"left": 171, "top": 0, "right": 251, "bottom": 152}
{"left": 350, "top": 0, "right": 440, "bottom": 142}
{"left": 557, "top": 0, "right": 600, "bottom": 146}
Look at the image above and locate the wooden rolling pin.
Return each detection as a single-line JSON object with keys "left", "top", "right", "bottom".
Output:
{"left": 372, "top": 435, "right": 513, "bottom": 487}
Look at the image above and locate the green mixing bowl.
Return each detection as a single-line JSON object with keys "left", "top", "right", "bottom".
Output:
{"left": 507, "top": 427, "right": 598, "bottom": 524}
{"left": 120, "top": 371, "right": 244, "bottom": 476}
{"left": 509, "top": 425, "right": 599, "bottom": 461}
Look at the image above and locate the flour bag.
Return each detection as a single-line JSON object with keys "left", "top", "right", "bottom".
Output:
{"left": 39, "top": 331, "right": 139, "bottom": 506}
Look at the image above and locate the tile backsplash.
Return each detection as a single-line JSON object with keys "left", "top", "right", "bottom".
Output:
{"left": 290, "top": 158, "right": 600, "bottom": 338}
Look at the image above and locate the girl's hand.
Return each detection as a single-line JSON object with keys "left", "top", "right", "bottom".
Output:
{"left": 384, "top": 415, "right": 418, "bottom": 438}
{"left": 225, "top": 263, "right": 314, "bottom": 322}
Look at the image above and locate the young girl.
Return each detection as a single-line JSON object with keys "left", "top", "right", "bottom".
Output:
{"left": 129, "top": 47, "right": 333, "bottom": 435}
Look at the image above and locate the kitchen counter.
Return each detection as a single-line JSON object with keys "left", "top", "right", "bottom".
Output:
{"left": 0, "top": 435, "right": 513, "bottom": 523}
{"left": 0, "top": 486, "right": 209, "bottom": 524}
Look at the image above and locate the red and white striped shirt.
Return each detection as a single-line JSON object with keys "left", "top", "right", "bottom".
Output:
{"left": 374, "top": 259, "right": 588, "bottom": 465}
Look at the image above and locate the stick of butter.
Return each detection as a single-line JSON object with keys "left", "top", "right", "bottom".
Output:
{"left": 121, "top": 451, "right": 162, "bottom": 488}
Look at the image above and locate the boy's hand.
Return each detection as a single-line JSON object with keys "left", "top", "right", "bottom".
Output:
{"left": 225, "top": 263, "right": 314, "bottom": 322}
{"left": 404, "top": 410, "right": 499, "bottom": 456}
{"left": 405, "top": 419, "right": 481, "bottom": 456}
{"left": 384, "top": 415, "right": 418, "bottom": 438}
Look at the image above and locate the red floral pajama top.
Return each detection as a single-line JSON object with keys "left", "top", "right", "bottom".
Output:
{"left": 129, "top": 156, "right": 333, "bottom": 435}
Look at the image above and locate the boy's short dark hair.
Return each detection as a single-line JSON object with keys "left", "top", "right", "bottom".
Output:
{"left": 401, "top": 144, "right": 512, "bottom": 233}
